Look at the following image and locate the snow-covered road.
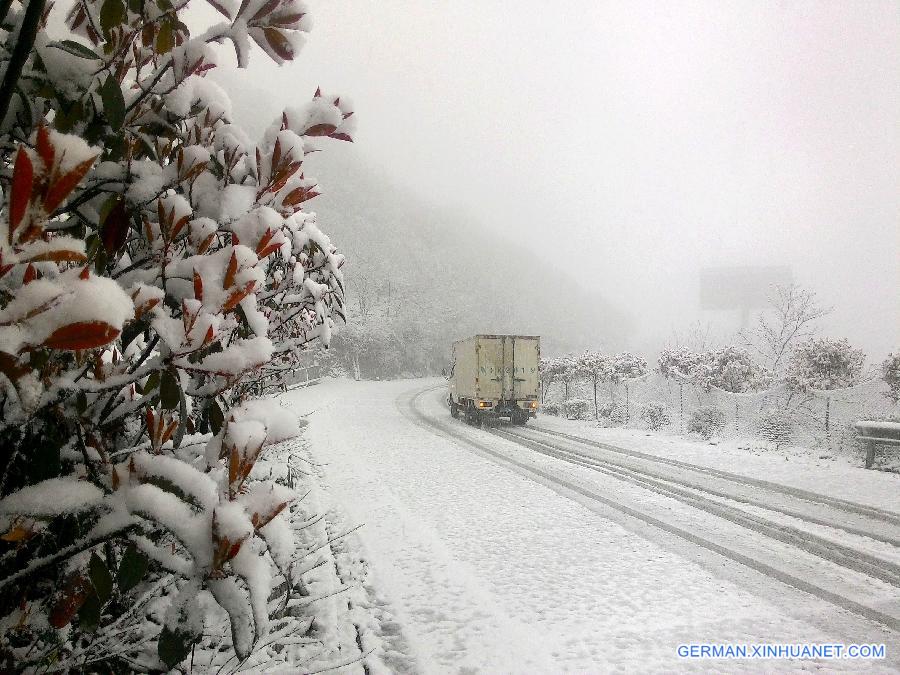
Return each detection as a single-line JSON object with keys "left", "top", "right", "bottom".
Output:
{"left": 281, "top": 378, "right": 900, "bottom": 673}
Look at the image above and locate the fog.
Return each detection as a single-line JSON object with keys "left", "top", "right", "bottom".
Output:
{"left": 209, "top": 0, "right": 899, "bottom": 359}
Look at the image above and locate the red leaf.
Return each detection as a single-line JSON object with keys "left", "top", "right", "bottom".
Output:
{"left": 222, "top": 280, "right": 256, "bottom": 312}
{"left": 329, "top": 132, "right": 353, "bottom": 142}
{"left": 101, "top": 198, "right": 130, "bottom": 255}
{"left": 43, "top": 321, "right": 121, "bottom": 351}
{"left": 49, "top": 574, "right": 91, "bottom": 629}
{"left": 19, "top": 248, "right": 88, "bottom": 264}
{"left": 223, "top": 251, "right": 238, "bottom": 289}
{"left": 251, "top": 500, "right": 289, "bottom": 529}
{"left": 303, "top": 123, "right": 337, "bottom": 137}
{"left": 255, "top": 228, "right": 275, "bottom": 254}
{"left": 36, "top": 126, "right": 55, "bottom": 167}
{"left": 313, "top": 87, "right": 321, "bottom": 98}
{"left": 44, "top": 156, "right": 97, "bottom": 214}
{"left": 262, "top": 26, "right": 293, "bottom": 61}
{"left": 250, "top": 0, "right": 279, "bottom": 21}
{"left": 22, "top": 264, "right": 37, "bottom": 284}
{"left": 257, "top": 243, "right": 280, "bottom": 259}
{"left": 272, "top": 138, "right": 283, "bottom": 172}
{"left": 193, "top": 269, "right": 203, "bottom": 301}
{"left": 171, "top": 214, "right": 190, "bottom": 241}
{"left": 9, "top": 146, "right": 34, "bottom": 239}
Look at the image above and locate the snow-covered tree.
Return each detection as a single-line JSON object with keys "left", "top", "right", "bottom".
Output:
{"left": 574, "top": 350, "right": 612, "bottom": 419}
{"left": 741, "top": 283, "right": 830, "bottom": 375}
{"left": 0, "top": 0, "right": 353, "bottom": 668}
{"left": 693, "top": 346, "right": 769, "bottom": 394}
{"left": 882, "top": 352, "right": 900, "bottom": 404}
{"left": 540, "top": 356, "right": 575, "bottom": 402}
{"left": 656, "top": 347, "right": 700, "bottom": 383}
{"left": 610, "top": 352, "right": 647, "bottom": 384}
{"left": 786, "top": 338, "right": 865, "bottom": 393}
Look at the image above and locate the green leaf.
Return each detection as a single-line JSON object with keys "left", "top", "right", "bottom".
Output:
{"left": 94, "top": 246, "right": 108, "bottom": 274}
{"left": 50, "top": 39, "right": 101, "bottom": 60}
{"left": 158, "top": 626, "right": 192, "bottom": 668}
{"left": 144, "top": 370, "right": 160, "bottom": 394}
{"left": 89, "top": 553, "right": 114, "bottom": 604}
{"left": 156, "top": 20, "right": 174, "bottom": 54}
{"left": 208, "top": 399, "right": 224, "bottom": 434}
{"left": 101, "top": 75, "right": 126, "bottom": 131}
{"left": 173, "top": 380, "right": 188, "bottom": 448}
{"left": 160, "top": 368, "right": 180, "bottom": 410}
{"left": 121, "top": 318, "right": 149, "bottom": 352}
{"left": 116, "top": 544, "right": 149, "bottom": 592}
{"left": 99, "top": 0, "right": 126, "bottom": 37}
{"left": 78, "top": 592, "right": 102, "bottom": 632}
{"left": 127, "top": 0, "right": 142, "bottom": 12}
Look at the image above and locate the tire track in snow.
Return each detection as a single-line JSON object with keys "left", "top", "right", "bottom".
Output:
{"left": 401, "top": 385, "right": 900, "bottom": 635}
{"left": 491, "top": 427, "right": 900, "bottom": 585}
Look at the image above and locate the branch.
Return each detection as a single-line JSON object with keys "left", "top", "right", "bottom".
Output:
{"left": 0, "top": 0, "right": 46, "bottom": 121}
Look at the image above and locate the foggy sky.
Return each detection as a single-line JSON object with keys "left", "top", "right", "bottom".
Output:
{"left": 210, "top": 0, "right": 899, "bottom": 359}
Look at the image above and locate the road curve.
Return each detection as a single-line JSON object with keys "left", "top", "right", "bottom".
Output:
{"left": 399, "top": 383, "right": 900, "bottom": 635}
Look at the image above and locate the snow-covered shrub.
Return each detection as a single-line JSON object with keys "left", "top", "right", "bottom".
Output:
{"left": 0, "top": 0, "right": 353, "bottom": 669}
{"left": 756, "top": 409, "right": 794, "bottom": 448}
{"left": 786, "top": 338, "right": 865, "bottom": 393}
{"left": 640, "top": 401, "right": 671, "bottom": 430}
{"left": 597, "top": 401, "right": 628, "bottom": 425}
{"left": 687, "top": 406, "right": 726, "bottom": 440}
{"left": 882, "top": 352, "right": 900, "bottom": 403}
{"left": 540, "top": 402, "right": 561, "bottom": 416}
{"left": 563, "top": 398, "right": 590, "bottom": 420}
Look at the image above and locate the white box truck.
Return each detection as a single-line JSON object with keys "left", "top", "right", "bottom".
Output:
{"left": 448, "top": 334, "right": 540, "bottom": 425}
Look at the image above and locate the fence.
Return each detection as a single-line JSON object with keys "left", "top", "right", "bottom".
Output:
{"left": 544, "top": 373, "right": 898, "bottom": 456}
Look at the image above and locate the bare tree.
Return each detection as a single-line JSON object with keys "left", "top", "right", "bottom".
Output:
{"left": 741, "top": 284, "right": 831, "bottom": 375}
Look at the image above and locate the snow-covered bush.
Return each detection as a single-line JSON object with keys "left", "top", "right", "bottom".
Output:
{"left": 597, "top": 400, "right": 628, "bottom": 425}
{"left": 0, "top": 0, "right": 353, "bottom": 669}
{"left": 786, "top": 338, "right": 865, "bottom": 393}
{"left": 563, "top": 398, "right": 590, "bottom": 420}
{"left": 540, "top": 402, "right": 561, "bottom": 416}
{"left": 882, "top": 352, "right": 900, "bottom": 403}
{"left": 687, "top": 406, "right": 726, "bottom": 440}
{"left": 640, "top": 401, "right": 671, "bottom": 430}
{"left": 756, "top": 409, "right": 794, "bottom": 448}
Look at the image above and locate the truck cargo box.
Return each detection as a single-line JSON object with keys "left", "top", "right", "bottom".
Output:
{"left": 448, "top": 334, "right": 540, "bottom": 425}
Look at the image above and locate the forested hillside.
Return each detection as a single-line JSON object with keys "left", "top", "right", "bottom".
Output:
{"left": 304, "top": 147, "right": 632, "bottom": 377}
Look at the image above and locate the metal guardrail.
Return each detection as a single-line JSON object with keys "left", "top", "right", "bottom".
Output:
{"left": 855, "top": 420, "right": 900, "bottom": 469}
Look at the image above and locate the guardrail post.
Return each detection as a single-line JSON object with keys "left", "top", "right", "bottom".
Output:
{"left": 865, "top": 441, "right": 875, "bottom": 469}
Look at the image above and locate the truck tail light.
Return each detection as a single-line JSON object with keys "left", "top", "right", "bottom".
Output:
{"left": 530, "top": 401, "right": 538, "bottom": 409}
{"left": 478, "top": 401, "right": 492, "bottom": 408}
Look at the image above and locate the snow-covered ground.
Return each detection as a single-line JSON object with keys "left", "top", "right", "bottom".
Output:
{"left": 279, "top": 377, "right": 900, "bottom": 673}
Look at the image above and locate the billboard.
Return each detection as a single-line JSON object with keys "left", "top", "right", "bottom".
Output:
{"left": 699, "top": 265, "right": 793, "bottom": 311}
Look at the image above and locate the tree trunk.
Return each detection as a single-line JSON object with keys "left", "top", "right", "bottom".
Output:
{"left": 593, "top": 379, "right": 598, "bottom": 420}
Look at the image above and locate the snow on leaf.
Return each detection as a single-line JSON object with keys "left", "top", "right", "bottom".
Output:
{"left": 0, "top": 477, "right": 104, "bottom": 517}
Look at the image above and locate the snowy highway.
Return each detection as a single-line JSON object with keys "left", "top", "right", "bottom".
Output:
{"left": 282, "top": 378, "right": 900, "bottom": 673}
